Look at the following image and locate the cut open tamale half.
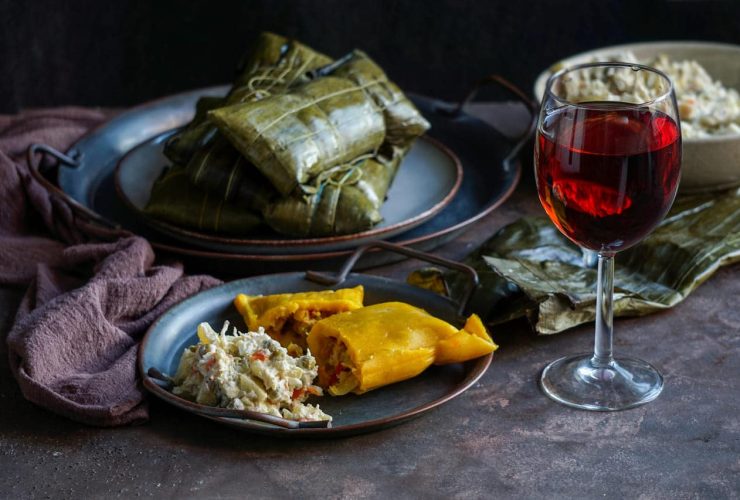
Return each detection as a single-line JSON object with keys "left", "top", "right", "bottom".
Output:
{"left": 307, "top": 302, "right": 497, "bottom": 396}
{"left": 233, "top": 286, "right": 365, "bottom": 352}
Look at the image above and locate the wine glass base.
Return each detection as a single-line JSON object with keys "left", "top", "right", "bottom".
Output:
{"left": 540, "top": 354, "right": 664, "bottom": 411}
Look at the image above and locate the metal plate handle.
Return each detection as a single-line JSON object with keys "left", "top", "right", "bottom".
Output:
{"left": 27, "top": 143, "right": 121, "bottom": 230}
{"left": 448, "top": 74, "right": 537, "bottom": 145}
{"left": 306, "top": 240, "right": 479, "bottom": 316}
{"left": 434, "top": 74, "right": 537, "bottom": 174}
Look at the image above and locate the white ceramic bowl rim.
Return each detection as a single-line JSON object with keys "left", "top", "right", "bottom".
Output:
{"left": 534, "top": 40, "right": 740, "bottom": 143}
{"left": 545, "top": 61, "right": 675, "bottom": 109}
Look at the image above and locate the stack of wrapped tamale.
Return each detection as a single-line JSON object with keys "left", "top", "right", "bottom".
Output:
{"left": 144, "top": 32, "right": 430, "bottom": 237}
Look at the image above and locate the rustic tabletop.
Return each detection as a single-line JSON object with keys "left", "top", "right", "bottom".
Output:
{"left": 1, "top": 108, "right": 738, "bottom": 499}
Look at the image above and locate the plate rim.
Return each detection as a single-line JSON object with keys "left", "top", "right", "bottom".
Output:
{"left": 113, "top": 133, "right": 464, "bottom": 249}
{"left": 139, "top": 155, "right": 519, "bottom": 262}
{"left": 137, "top": 271, "right": 493, "bottom": 437}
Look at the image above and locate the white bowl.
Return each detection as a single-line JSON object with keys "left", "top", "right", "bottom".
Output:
{"left": 534, "top": 41, "right": 740, "bottom": 193}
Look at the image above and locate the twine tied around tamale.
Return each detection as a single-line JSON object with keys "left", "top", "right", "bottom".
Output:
{"left": 190, "top": 52, "right": 317, "bottom": 184}
{"left": 236, "top": 50, "right": 317, "bottom": 103}
{"left": 300, "top": 153, "right": 374, "bottom": 201}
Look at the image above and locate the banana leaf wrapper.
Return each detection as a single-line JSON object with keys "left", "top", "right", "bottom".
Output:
{"left": 230, "top": 32, "right": 333, "bottom": 98}
{"left": 437, "top": 188, "right": 740, "bottom": 334}
{"left": 166, "top": 31, "right": 332, "bottom": 167}
{"left": 328, "top": 50, "right": 430, "bottom": 148}
{"left": 189, "top": 47, "right": 429, "bottom": 208}
{"left": 261, "top": 145, "right": 405, "bottom": 236}
{"left": 209, "top": 76, "right": 387, "bottom": 196}
{"left": 187, "top": 135, "right": 277, "bottom": 211}
{"left": 143, "top": 164, "right": 262, "bottom": 235}
{"left": 163, "top": 96, "right": 224, "bottom": 166}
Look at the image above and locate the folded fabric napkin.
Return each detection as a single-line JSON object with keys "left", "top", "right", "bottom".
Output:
{"left": 0, "top": 108, "right": 220, "bottom": 426}
{"left": 452, "top": 189, "right": 740, "bottom": 334}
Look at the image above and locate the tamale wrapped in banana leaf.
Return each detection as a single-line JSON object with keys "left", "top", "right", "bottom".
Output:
{"left": 187, "top": 135, "right": 277, "bottom": 210}
{"left": 163, "top": 96, "right": 224, "bottom": 165}
{"left": 165, "top": 33, "right": 332, "bottom": 166}
{"left": 329, "top": 50, "right": 430, "bottom": 147}
{"left": 143, "top": 164, "right": 262, "bottom": 235}
{"left": 180, "top": 32, "right": 334, "bottom": 197}
{"left": 229, "top": 32, "right": 333, "bottom": 100}
{"left": 262, "top": 145, "right": 405, "bottom": 236}
{"left": 149, "top": 33, "right": 429, "bottom": 239}
{"left": 209, "top": 76, "right": 387, "bottom": 196}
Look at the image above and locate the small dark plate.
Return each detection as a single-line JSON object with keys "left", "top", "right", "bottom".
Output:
{"left": 139, "top": 271, "right": 493, "bottom": 438}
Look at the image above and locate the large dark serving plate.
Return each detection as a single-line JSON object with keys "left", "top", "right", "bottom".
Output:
{"left": 38, "top": 83, "right": 531, "bottom": 274}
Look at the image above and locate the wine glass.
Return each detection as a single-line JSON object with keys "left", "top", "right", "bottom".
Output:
{"left": 535, "top": 62, "right": 682, "bottom": 410}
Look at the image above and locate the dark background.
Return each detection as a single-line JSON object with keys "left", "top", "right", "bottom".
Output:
{"left": 1, "top": 0, "right": 739, "bottom": 113}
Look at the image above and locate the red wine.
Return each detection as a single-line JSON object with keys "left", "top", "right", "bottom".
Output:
{"left": 535, "top": 103, "right": 681, "bottom": 252}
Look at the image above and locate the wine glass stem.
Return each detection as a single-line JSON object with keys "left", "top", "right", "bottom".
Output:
{"left": 593, "top": 253, "right": 615, "bottom": 368}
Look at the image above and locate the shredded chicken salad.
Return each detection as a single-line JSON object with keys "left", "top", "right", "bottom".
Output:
{"left": 172, "top": 322, "right": 331, "bottom": 422}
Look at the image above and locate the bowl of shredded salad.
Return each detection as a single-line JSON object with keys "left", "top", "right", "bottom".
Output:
{"left": 535, "top": 41, "right": 740, "bottom": 192}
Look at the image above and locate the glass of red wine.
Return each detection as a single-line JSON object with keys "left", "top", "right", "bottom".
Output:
{"left": 535, "top": 62, "right": 681, "bottom": 410}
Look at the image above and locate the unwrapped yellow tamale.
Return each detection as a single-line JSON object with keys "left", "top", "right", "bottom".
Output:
{"left": 233, "top": 287, "right": 364, "bottom": 352}
{"left": 307, "top": 302, "right": 497, "bottom": 396}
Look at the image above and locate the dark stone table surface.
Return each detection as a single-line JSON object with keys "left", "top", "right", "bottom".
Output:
{"left": 1, "top": 111, "right": 739, "bottom": 499}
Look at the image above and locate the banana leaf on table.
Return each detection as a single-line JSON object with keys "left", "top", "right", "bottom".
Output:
{"left": 441, "top": 188, "right": 740, "bottom": 334}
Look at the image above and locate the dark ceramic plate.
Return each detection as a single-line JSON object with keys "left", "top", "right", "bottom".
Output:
{"left": 41, "top": 85, "right": 529, "bottom": 274}
{"left": 139, "top": 271, "right": 492, "bottom": 438}
{"left": 114, "top": 132, "right": 462, "bottom": 254}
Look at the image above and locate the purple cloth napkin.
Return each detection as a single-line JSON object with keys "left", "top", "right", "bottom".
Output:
{"left": 0, "top": 108, "right": 221, "bottom": 426}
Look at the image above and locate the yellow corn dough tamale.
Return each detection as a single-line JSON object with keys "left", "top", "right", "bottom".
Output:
{"left": 307, "top": 302, "right": 498, "bottom": 396}
{"left": 233, "top": 286, "right": 364, "bottom": 352}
